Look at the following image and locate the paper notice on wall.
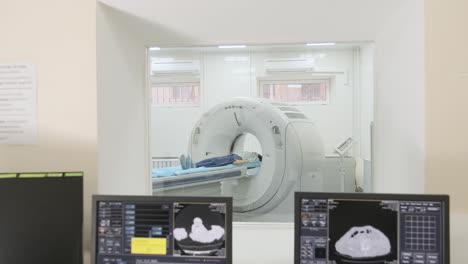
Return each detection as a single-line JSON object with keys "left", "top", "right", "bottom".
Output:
{"left": 0, "top": 63, "right": 37, "bottom": 144}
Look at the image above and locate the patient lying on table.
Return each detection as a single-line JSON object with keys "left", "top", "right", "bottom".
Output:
{"left": 179, "top": 151, "right": 262, "bottom": 170}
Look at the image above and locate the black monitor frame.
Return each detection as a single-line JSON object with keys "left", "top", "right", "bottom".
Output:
{"left": 0, "top": 172, "right": 83, "bottom": 264}
{"left": 295, "top": 192, "right": 450, "bottom": 264}
{"left": 91, "top": 195, "right": 233, "bottom": 264}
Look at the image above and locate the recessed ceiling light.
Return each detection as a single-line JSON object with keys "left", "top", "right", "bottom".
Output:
{"left": 306, "top": 42, "right": 336, "bottom": 46}
{"left": 149, "top": 46, "right": 161, "bottom": 51}
{"left": 218, "top": 45, "right": 247, "bottom": 49}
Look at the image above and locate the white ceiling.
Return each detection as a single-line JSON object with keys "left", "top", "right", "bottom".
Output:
{"left": 97, "top": 0, "right": 408, "bottom": 46}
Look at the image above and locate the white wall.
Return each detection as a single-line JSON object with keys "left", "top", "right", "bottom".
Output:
{"left": 451, "top": 213, "right": 468, "bottom": 263}
{"left": 99, "top": 0, "right": 407, "bottom": 46}
{"left": 151, "top": 108, "right": 202, "bottom": 158}
{"left": 97, "top": 4, "right": 150, "bottom": 194}
{"left": 373, "top": 0, "right": 425, "bottom": 193}
{"left": 233, "top": 223, "right": 294, "bottom": 264}
{"left": 358, "top": 44, "right": 375, "bottom": 161}
{"left": 204, "top": 52, "right": 253, "bottom": 109}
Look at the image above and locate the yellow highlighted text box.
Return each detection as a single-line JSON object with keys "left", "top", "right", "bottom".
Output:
{"left": 131, "top": 238, "right": 167, "bottom": 255}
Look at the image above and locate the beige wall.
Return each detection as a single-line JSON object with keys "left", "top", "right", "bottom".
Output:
{"left": 0, "top": 0, "right": 97, "bottom": 251}
{"left": 426, "top": 0, "right": 468, "bottom": 213}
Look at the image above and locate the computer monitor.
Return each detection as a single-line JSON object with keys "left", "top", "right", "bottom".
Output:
{"left": 0, "top": 172, "right": 83, "bottom": 264}
{"left": 295, "top": 192, "right": 449, "bottom": 264}
{"left": 91, "top": 195, "right": 232, "bottom": 264}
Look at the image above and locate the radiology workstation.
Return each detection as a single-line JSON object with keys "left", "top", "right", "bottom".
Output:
{"left": 153, "top": 98, "right": 357, "bottom": 221}
{"left": 0, "top": 172, "right": 450, "bottom": 264}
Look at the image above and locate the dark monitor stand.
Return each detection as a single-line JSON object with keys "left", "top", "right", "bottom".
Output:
{"left": 0, "top": 173, "right": 83, "bottom": 264}
{"left": 295, "top": 192, "right": 449, "bottom": 264}
{"left": 91, "top": 195, "right": 232, "bottom": 264}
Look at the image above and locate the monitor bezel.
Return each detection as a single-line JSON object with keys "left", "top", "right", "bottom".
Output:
{"left": 294, "top": 192, "right": 450, "bottom": 264}
{"left": 91, "top": 195, "right": 233, "bottom": 264}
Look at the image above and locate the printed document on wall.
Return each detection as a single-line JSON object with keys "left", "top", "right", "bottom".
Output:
{"left": 0, "top": 63, "right": 37, "bottom": 144}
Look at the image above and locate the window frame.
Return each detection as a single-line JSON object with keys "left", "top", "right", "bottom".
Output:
{"left": 257, "top": 77, "right": 331, "bottom": 105}
{"left": 150, "top": 78, "right": 201, "bottom": 108}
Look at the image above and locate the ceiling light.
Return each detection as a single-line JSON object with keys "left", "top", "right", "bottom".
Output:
{"left": 218, "top": 45, "right": 247, "bottom": 49}
{"left": 306, "top": 42, "right": 336, "bottom": 46}
{"left": 149, "top": 46, "right": 161, "bottom": 51}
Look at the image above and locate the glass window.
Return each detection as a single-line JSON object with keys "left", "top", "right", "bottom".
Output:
{"left": 148, "top": 44, "right": 376, "bottom": 224}
{"left": 151, "top": 82, "right": 200, "bottom": 106}
{"left": 259, "top": 79, "right": 330, "bottom": 104}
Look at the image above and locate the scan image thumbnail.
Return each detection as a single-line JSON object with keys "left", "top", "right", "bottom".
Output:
{"left": 335, "top": 225, "right": 391, "bottom": 258}
{"left": 173, "top": 203, "right": 226, "bottom": 257}
{"left": 328, "top": 200, "right": 398, "bottom": 264}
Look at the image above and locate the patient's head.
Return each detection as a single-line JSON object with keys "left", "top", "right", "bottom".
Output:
{"left": 240, "top": 151, "right": 263, "bottom": 162}
{"left": 250, "top": 152, "right": 262, "bottom": 162}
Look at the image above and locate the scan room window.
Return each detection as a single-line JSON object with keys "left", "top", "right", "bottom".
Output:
{"left": 259, "top": 79, "right": 330, "bottom": 104}
{"left": 151, "top": 82, "right": 200, "bottom": 107}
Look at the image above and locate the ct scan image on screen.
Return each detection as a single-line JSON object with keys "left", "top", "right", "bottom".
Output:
{"left": 328, "top": 200, "right": 398, "bottom": 264}
{"left": 92, "top": 196, "right": 231, "bottom": 264}
{"left": 297, "top": 193, "right": 447, "bottom": 264}
{"left": 173, "top": 203, "right": 226, "bottom": 257}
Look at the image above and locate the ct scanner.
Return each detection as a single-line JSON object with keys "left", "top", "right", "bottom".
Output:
{"left": 153, "top": 98, "right": 356, "bottom": 221}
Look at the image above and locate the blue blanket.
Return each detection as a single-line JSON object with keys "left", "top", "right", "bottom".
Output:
{"left": 152, "top": 161, "right": 261, "bottom": 178}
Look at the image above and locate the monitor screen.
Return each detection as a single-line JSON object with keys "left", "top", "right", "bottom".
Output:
{"left": 92, "top": 195, "right": 232, "bottom": 264}
{"left": 0, "top": 173, "right": 83, "bottom": 264}
{"left": 295, "top": 192, "right": 449, "bottom": 264}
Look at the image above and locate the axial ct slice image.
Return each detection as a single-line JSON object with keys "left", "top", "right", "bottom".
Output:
{"left": 335, "top": 225, "right": 391, "bottom": 259}
{"left": 174, "top": 217, "right": 225, "bottom": 243}
{"left": 173, "top": 204, "right": 226, "bottom": 256}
